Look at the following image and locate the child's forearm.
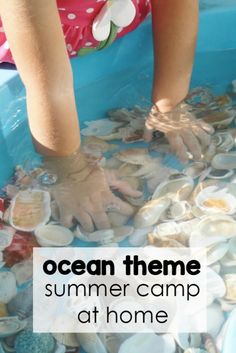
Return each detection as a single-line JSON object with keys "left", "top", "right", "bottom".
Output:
{"left": 151, "top": 0, "right": 199, "bottom": 113}
{"left": 0, "top": 0, "right": 80, "bottom": 156}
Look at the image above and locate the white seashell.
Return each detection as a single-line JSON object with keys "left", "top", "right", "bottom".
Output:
{"left": 165, "top": 201, "right": 192, "bottom": 222}
{"left": 211, "top": 152, "right": 236, "bottom": 170}
{"left": 154, "top": 221, "right": 181, "bottom": 238}
{"left": 35, "top": 224, "right": 74, "bottom": 247}
{"left": 207, "top": 242, "right": 229, "bottom": 266}
{"left": 9, "top": 189, "right": 51, "bottom": 232}
{"left": 128, "top": 227, "right": 153, "bottom": 246}
{"left": 81, "top": 119, "right": 125, "bottom": 137}
{"left": 210, "top": 262, "right": 221, "bottom": 274}
{"left": 203, "top": 110, "right": 235, "bottom": 129}
{"left": 228, "top": 237, "right": 236, "bottom": 260}
{"left": 76, "top": 333, "right": 107, "bottom": 353}
{"left": 193, "top": 303, "right": 224, "bottom": 338}
{"left": 11, "top": 260, "right": 33, "bottom": 285}
{"left": 184, "top": 162, "right": 208, "bottom": 179}
{"left": 118, "top": 333, "right": 176, "bottom": 353}
{"left": 52, "top": 333, "right": 79, "bottom": 347}
{"left": 113, "top": 226, "right": 134, "bottom": 242}
{"left": 54, "top": 343, "right": 66, "bottom": 353}
{"left": 224, "top": 274, "right": 236, "bottom": 301}
{"left": 152, "top": 175, "right": 194, "bottom": 201}
{"left": 173, "top": 332, "right": 201, "bottom": 350}
{"left": 213, "top": 132, "right": 235, "bottom": 152}
{"left": 0, "top": 317, "right": 26, "bottom": 338}
{"left": 184, "top": 349, "right": 207, "bottom": 353}
{"left": 207, "top": 168, "right": 233, "bottom": 180}
{"left": 216, "top": 309, "right": 236, "bottom": 351}
{"left": 207, "top": 267, "right": 226, "bottom": 303}
{"left": 134, "top": 197, "right": 171, "bottom": 228}
{"left": 195, "top": 185, "right": 236, "bottom": 215}
{"left": 75, "top": 226, "right": 114, "bottom": 243}
{"left": 194, "top": 214, "right": 236, "bottom": 241}
{"left": 0, "top": 272, "right": 17, "bottom": 304}
{"left": 0, "top": 229, "right": 14, "bottom": 251}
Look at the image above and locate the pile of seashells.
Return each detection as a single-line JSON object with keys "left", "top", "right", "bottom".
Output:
{"left": 1, "top": 85, "right": 236, "bottom": 353}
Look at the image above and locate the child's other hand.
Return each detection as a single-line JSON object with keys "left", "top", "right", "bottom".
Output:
{"left": 144, "top": 102, "right": 214, "bottom": 164}
{"left": 44, "top": 150, "right": 134, "bottom": 232}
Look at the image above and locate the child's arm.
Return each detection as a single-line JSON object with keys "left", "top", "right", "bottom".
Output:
{"left": 151, "top": 0, "right": 198, "bottom": 112}
{"left": 146, "top": 0, "right": 213, "bottom": 163}
{"left": 0, "top": 0, "right": 80, "bottom": 157}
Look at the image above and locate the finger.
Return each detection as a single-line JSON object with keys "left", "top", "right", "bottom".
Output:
{"left": 198, "top": 120, "right": 215, "bottom": 134}
{"left": 181, "top": 130, "right": 202, "bottom": 161}
{"left": 110, "top": 196, "right": 134, "bottom": 216}
{"left": 75, "top": 209, "right": 94, "bottom": 233}
{"left": 58, "top": 206, "right": 73, "bottom": 228}
{"left": 91, "top": 209, "right": 111, "bottom": 230}
{"left": 88, "top": 194, "right": 111, "bottom": 230}
{"left": 115, "top": 180, "right": 143, "bottom": 198}
{"left": 143, "top": 122, "right": 154, "bottom": 142}
{"left": 193, "top": 126, "right": 211, "bottom": 149}
{"left": 166, "top": 132, "right": 189, "bottom": 164}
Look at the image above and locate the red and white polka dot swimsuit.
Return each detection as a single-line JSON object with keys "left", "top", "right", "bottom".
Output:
{"left": 0, "top": 0, "right": 151, "bottom": 64}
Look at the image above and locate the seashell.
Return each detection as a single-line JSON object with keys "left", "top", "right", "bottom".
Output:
{"left": 147, "top": 167, "right": 177, "bottom": 193}
{"left": 184, "top": 349, "right": 207, "bottom": 353}
{"left": 9, "top": 190, "right": 51, "bottom": 232}
{"left": 54, "top": 343, "right": 66, "bottom": 353}
{"left": 7, "top": 285, "right": 33, "bottom": 319}
{"left": 148, "top": 235, "right": 184, "bottom": 248}
{"left": 207, "top": 242, "right": 229, "bottom": 266}
{"left": 173, "top": 332, "right": 201, "bottom": 350}
{"left": 52, "top": 333, "right": 79, "bottom": 347}
{"left": 35, "top": 224, "right": 74, "bottom": 247}
{"left": 75, "top": 226, "right": 114, "bottom": 243}
{"left": 184, "top": 162, "right": 208, "bottom": 179}
{"left": 210, "top": 262, "right": 221, "bottom": 274}
{"left": 82, "top": 136, "right": 118, "bottom": 154}
{"left": 11, "top": 259, "right": 33, "bottom": 285}
{"left": 207, "top": 267, "right": 226, "bottom": 303}
{"left": 201, "top": 333, "right": 219, "bottom": 353}
{"left": 119, "top": 333, "right": 176, "bottom": 353}
{"left": 194, "top": 303, "right": 224, "bottom": 338}
{"left": 153, "top": 221, "right": 181, "bottom": 238}
{"left": 0, "top": 271, "right": 17, "bottom": 304}
{"left": 76, "top": 333, "right": 106, "bottom": 353}
{"left": 202, "top": 110, "right": 235, "bottom": 129}
{"left": 211, "top": 152, "right": 236, "bottom": 170}
{"left": 128, "top": 227, "right": 153, "bottom": 246}
{"left": 134, "top": 197, "right": 171, "bottom": 228}
{"left": 213, "top": 132, "right": 235, "bottom": 152}
{"left": 112, "top": 226, "right": 134, "bottom": 242}
{"left": 228, "top": 237, "right": 236, "bottom": 260}
{"left": 152, "top": 175, "right": 194, "bottom": 201}
{"left": 224, "top": 274, "right": 236, "bottom": 301}
{"left": 81, "top": 119, "right": 125, "bottom": 137}
{"left": 207, "top": 168, "right": 233, "bottom": 180}
{"left": 15, "top": 331, "right": 55, "bottom": 353}
{"left": 0, "top": 229, "right": 14, "bottom": 251}
{"left": 193, "top": 214, "right": 236, "bottom": 241}
{"left": 164, "top": 201, "right": 192, "bottom": 222}
{"left": 0, "top": 317, "right": 26, "bottom": 338}
{"left": 195, "top": 185, "right": 236, "bottom": 215}
{"left": 115, "top": 148, "right": 151, "bottom": 165}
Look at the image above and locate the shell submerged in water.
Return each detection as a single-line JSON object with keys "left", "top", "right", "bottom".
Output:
{"left": 152, "top": 174, "right": 194, "bottom": 201}
{"left": 0, "top": 317, "right": 26, "bottom": 338}
{"left": 34, "top": 224, "right": 74, "bottom": 247}
{"left": 9, "top": 190, "right": 51, "bottom": 232}
{"left": 0, "top": 271, "right": 17, "bottom": 304}
{"left": 119, "top": 333, "right": 176, "bottom": 353}
{"left": 134, "top": 197, "right": 171, "bottom": 228}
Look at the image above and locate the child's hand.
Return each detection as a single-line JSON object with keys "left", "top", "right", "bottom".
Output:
{"left": 44, "top": 150, "right": 134, "bottom": 232}
{"left": 144, "top": 102, "right": 214, "bottom": 164}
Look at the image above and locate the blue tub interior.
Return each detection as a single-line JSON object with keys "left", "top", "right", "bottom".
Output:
{"left": 1, "top": 1, "right": 236, "bottom": 352}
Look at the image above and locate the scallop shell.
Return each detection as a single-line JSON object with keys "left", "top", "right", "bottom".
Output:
{"left": 203, "top": 110, "right": 235, "bottom": 129}
{"left": 9, "top": 190, "right": 51, "bottom": 232}
{"left": 195, "top": 185, "right": 236, "bottom": 215}
{"left": 0, "top": 317, "right": 26, "bottom": 338}
{"left": 52, "top": 333, "right": 79, "bottom": 348}
{"left": 76, "top": 333, "right": 106, "bottom": 353}
{"left": 115, "top": 148, "right": 151, "bottom": 165}
{"left": 74, "top": 227, "right": 114, "bottom": 242}
{"left": 224, "top": 274, "right": 236, "bottom": 301}
{"left": 134, "top": 197, "right": 171, "bottom": 228}
{"left": 207, "top": 242, "right": 229, "bottom": 266}
{"left": 152, "top": 175, "right": 194, "bottom": 201}
{"left": 119, "top": 333, "right": 176, "bottom": 353}
{"left": 184, "top": 162, "right": 208, "bottom": 179}
{"left": 11, "top": 259, "right": 33, "bottom": 285}
{"left": 35, "top": 224, "right": 74, "bottom": 247}
{"left": 211, "top": 152, "right": 236, "bottom": 170}
{"left": 213, "top": 132, "right": 235, "bottom": 152}
{"left": 0, "top": 272, "right": 17, "bottom": 304}
{"left": 128, "top": 227, "right": 153, "bottom": 246}
{"left": 81, "top": 119, "right": 125, "bottom": 137}
{"left": 164, "top": 201, "right": 192, "bottom": 222}
{"left": 207, "top": 168, "right": 233, "bottom": 180}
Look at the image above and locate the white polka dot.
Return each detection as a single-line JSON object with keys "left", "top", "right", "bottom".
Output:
{"left": 85, "top": 42, "right": 92, "bottom": 47}
{"left": 4, "top": 41, "right": 9, "bottom": 49}
{"left": 68, "top": 13, "right": 76, "bottom": 20}
{"left": 86, "top": 8, "right": 94, "bottom": 13}
{"left": 67, "top": 44, "right": 72, "bottom": 52}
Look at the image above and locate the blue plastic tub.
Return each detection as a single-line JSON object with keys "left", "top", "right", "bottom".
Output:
{"left": 0, "top": 1, "right": 236, "bottom": 352}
